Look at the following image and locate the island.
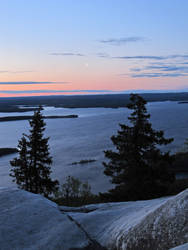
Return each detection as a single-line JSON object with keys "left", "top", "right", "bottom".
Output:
{"left": 178, "top": 101, "right": 188, "bottom": 104}
{"left": 71, "top": 159, "right": 96, "bottom": 165}
{"left": 0, "top": 148, "right": 18, "bottom": 157}
{"left": 0, "top": 115, "right": 78, "bottom": 122}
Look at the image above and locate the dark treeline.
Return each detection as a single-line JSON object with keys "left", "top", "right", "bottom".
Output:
{"left": 1, "top": 92, "right": 188, "bottom": 112}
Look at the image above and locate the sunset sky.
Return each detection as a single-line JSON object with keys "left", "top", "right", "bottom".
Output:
{"left": 1, "top": 0, "right": 188, "bottom": 97}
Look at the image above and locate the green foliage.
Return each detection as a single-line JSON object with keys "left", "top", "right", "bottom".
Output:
{"left": 10, "top": 106, "right": 59, "bottom": 197}
{"left": 54, "top": 176, "right": 99, "bottom": 206}
{"left": 102, "top": 94, "right": 175, "bottom": 201}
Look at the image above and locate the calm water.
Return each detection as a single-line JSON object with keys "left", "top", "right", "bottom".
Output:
{"left": 0, "top": 101, "right": 188, "bottom": 193}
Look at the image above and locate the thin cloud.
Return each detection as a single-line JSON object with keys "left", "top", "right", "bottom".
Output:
{"left": 0, "top": 81, "right": 68, "bottom": 85}
{"left": 113, "top": 54, "right": 188, "bottom": 61}
{"left": 170, "top": 54, "right": 188, "bottom": 59}
{"left": 129, "top": 64, "right": 188, "bottom": 77}
{"left": 130, "top": 68, "right": 142, "bottom": 72}
{"left": 114, "top": 55, "right": 166, "bottom": 60}
{"left": 49, "top": 52, "right": 85, "bottom": 56}
{"left": 0, "top": 70, "right": 34, "bottom": 74}
{"left": 96, "top": 52, "right": 110, "bottom": 58}
{"left": 99, "top": 37, "right": 146, "bottom": 45}
{"left": 0, "top": 89, "right": 118, "bottom": 94}
{"left": 127, "top": 60, "right": 188, "bottom": 78}
{"left": 131, "top": 73, "right": 187, "bottom": 78}
{"left": 146, "top": 65, "right": 188, "bottom": 72}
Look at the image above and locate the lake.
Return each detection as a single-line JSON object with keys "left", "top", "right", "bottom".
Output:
{"left": 0, "top": 101, "right": 188, "bottom": 193}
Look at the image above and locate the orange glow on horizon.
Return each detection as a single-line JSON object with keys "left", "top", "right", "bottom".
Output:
{"left": 0, "top": 75, "right": 188, "bottom": 98}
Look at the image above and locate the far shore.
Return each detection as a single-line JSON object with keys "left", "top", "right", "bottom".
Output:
{"left": 1, "top": 92, "right": 188, "bottom": 112}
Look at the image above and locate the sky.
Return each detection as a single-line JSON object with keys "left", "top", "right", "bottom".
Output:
{"left": 1, "top": 0, "right": 188, "bottom": 97}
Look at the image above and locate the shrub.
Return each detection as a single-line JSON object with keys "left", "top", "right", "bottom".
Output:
{"left": 53, "top": 176, "right": 100, "bottom": 206}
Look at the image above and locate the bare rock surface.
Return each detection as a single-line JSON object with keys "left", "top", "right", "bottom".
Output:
{"left": 0, "top": 187, "right": 188, "bottom": 250}
{"left": 71, "top": 189, "right": 188, "bottom": 250}
{"left": 0, "top": 187, "right": 98, "bottom": 250}
{"left": 170, "top": 243, "right": 188, "bottom": 250}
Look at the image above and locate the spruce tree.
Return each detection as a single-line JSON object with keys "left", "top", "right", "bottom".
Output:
{"left": 10, "top": 106, "right": 59, "bottom": 197}
{"left": 103, "top": 94, "right": 175, "bottom": 201}
{"left": 10, "top": 136, "right": 30, "bottom": 191}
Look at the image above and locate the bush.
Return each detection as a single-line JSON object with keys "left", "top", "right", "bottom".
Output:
{"left": 53, "top": 176, "right": 101, "bottom": 206}
{"left": 167, "top": 178, "right": 188, "bottom": 195}
{"left": 171, "top": 152, "right": 188, "bottom": 172}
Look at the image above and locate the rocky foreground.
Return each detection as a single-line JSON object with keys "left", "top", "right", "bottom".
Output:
{"left": 0, "top": 187, "right": 187, "bottom": 250}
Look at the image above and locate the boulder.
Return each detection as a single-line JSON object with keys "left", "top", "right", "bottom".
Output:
{"left": 0, "top": 187, "right": 188, "bottom": 250}
{"left": 170, "top": 243, "right": 188, "bottom": 250}
{"left": 0, "top": 187, "right": 96, "bottom": 250}
{"left": 72, "top": 189, "right": 188, "bottom": 250}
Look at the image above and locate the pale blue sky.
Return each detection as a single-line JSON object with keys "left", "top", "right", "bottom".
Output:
{"left": 0, "top": 0, "right": 188, "bottom": 96}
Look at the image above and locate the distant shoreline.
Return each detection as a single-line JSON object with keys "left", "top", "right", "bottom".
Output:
{"left": 0, "top": 115, "right": 78, "bottom": 122}
{"left": 178, "top": 101, "right": 188, "bottom": 104}
{"left": 1, "top": 93, "right": 188, "bottom": 112}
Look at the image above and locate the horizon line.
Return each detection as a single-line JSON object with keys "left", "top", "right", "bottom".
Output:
{"left": 1, "top": 89, "right": 188, "bottom": 99}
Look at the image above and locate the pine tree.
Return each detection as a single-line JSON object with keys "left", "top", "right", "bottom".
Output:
{"left": 10, "top": 106, "right": 59, "bottom": 197}
{"left": 10, "top": 136, "right": 30, "bottom": 191}
{"left": 103, "top": 94, "right": 175, "bottom": 201}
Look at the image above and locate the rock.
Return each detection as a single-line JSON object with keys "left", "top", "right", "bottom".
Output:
{"left": 68, "top": 189, "right": 188, "bottom": 250}
{"left": 0, "top": 187, "right": 188, "bottom": 250}
{"left": 170, "top": 243, "right": 188, "bottom": 250}
{"left": 117, "top": 190, "right": 188, "bottom": 250}
{"left": 0, "top": 187, "right": 101, "bottom": 250}
{"left": 59, "top": 205, "right": 97, "bottom": 213}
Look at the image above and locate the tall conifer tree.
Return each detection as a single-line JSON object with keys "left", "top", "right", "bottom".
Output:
{"left": 10, "top": 136, "right": 30, "bottom": 191}
{"left": 10, "top": 106, "right": 59, "bottom": 197}
{"left": 103, "top": 94, "right": 175, "bottom": 201}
